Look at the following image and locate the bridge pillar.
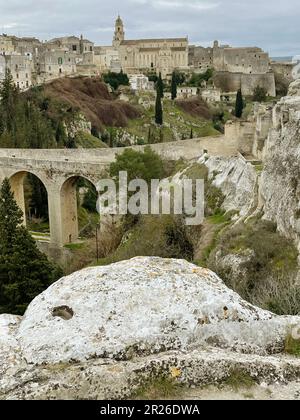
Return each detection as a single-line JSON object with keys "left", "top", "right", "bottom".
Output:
{"left": 48, "top": 188, "right": 64, "bottom": 248}
{"left": 60, "top": 177, "right": 79, "bottom": 245}
{"left": 48, "top": 178, "right": 79, "bottom": 248}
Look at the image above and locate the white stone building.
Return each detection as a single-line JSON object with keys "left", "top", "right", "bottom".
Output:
{"left": 0, "top": 54, "right": 32, "bottom": 90}
{"left": 177, "top": 86, "right": 198, "bottom": 99}
{"left": 129, "top": 74, "right": 154, "bottom": 91}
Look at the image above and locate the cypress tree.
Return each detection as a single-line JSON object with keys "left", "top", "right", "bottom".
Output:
{"left": 157, "top": 72, "right": 164, "bottom": 98}
{"left": 171, "top": 71, "right": 177, "bottom": 100}
{"left": 235, "top": 89, "right": 244, "bottom": 118}
{"left": 155, "top": 87, "right": 163, "bottom": 126}
{"left": 0, "top": 178, "right": 62, "bottom": 315}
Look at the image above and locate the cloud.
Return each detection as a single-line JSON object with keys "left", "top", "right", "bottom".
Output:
{"left": 0, "top": 0, "right": 298, "bottom": 56}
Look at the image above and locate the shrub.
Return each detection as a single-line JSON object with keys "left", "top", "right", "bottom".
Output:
{"left": 253, "top": 85, "right": 267, "bottom": 102}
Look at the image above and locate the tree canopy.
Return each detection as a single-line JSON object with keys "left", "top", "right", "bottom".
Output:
{"left": 0, "top": 178, "right": 62, "bottom": 315}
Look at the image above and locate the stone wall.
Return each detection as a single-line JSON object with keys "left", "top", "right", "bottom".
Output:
{"left": 213, "top": 71, "right": 276, "bottom": 96}
{"left": 225, "top": 120, "right": 256, "bottom": 156}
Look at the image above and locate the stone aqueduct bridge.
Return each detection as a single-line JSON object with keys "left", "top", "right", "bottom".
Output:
{"left": 0, "top": 135, "right": 237, "bottom": 247}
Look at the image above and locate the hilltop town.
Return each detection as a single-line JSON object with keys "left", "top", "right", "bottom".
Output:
{"left": 0, "top": 16, "right": 296, "bottom": 97}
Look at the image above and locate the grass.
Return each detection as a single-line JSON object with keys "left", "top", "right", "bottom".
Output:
{"left": 123, "top": 97, "right": 219, "bottom": 144}
{"left": 75, "top": 131, "right": 108, "bottom": 148}
{"left": 254, "top": 164, "right": 264, "bottom": 173}
{"left": 284, "top": 333, "right": 300, "bottom": 357}
{"left": 223, "top": 369, "right": 256, "bottom": 391}
{"left": 133, "top": 377, "right": 184, "bottom": 400}
{"left": 27, "top": 221, "right": 50, "bottom": 233}
{"left": 64, "top": 243, "right": 85, "bottom": 251}
{"left": 94, "top": 214, "right": 193, "bottom": 267}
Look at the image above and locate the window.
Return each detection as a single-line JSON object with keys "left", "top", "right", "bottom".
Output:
{"left": 72, "top": 45, "right": 77, "bottom": 51}
{"left": 58, "top": 57, "right": 63, "bottom": 65}
{"left": 26, "top": 73, "right": 28, "bottom": 78}
{"left": 90, "top": 46, "right": 93, "bottom": 52}
{"left": 16, "top": 73, "right": 19, "bottom": 79}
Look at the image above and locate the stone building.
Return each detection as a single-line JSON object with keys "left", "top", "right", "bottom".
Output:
{"left": 35, "top": 50, "right": 77, "bottom": 83}
{"left": 0, "top": 34, "right": 15, "bottom": 54}
{"left": 271, "top": 61, "right": 295, "bottom": 82}
{"left": 129, "top": 74, "right": 154, "bottom": 91}
{"left": 177, "top": 86, "right": 198, "bottom": 99}
{"left": 189, "top": 40, "right": 275, "bottom": 96}
{"left": 101, "top": 16, "right": 189, "bottom": 78}
{"left": 189, "top": 41, "right": 271, "bottom": 74}
{"left": 45, "top": 35, "right": 94, "bottom": 54}
{"left": 93, "top": 46, "right": 121, "bottom": 72}
{"left": 0, "top": 54, "right": 32, "bottom": 90}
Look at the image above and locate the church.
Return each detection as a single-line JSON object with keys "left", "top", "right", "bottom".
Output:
{"left": 111, "top": 16, "right": 189, "bottom": 78}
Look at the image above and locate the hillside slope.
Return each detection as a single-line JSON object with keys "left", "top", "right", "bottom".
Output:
{"left": 44, "top": 77, "right": 141, "bottom": 130}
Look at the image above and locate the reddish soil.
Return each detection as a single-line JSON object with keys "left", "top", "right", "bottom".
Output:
{"left": 44, "top": 77, "right": 141, "bottom": 129}
{"left": 176, "top": 97, "right": 212, "bottom": 120}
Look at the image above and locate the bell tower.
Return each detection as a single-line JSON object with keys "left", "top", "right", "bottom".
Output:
{"left": 113, "top": 15, "right": 125, "bottom": 47}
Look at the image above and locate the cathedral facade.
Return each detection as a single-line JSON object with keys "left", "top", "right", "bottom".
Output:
{"left": 112, "top": 16, "right": 189, "bottom": 78}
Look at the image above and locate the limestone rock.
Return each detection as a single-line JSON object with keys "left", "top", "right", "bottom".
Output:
{"left": 260, "top": 80, "right": 300, "bottom": 251}
{"left": 199, "top": 155, "right": 258, "bottom": 218}
{"left": 17, "top": 257, "right": 299, "bottom": 365}
{"left": 0, "top": 315, "right": 23, "bottom": 379}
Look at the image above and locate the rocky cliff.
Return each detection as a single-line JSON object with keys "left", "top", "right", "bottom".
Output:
{"left": 260, "top": 79, "right": 300, "bottom": 252}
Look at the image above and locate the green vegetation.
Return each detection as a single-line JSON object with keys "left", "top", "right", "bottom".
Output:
{"left": 133, "top": 377, "right": 183, "bottom": 400}
{"left": 74, "top": 131, "right": 108, "bottom": 148}
{"left": 209, "top": 218, "right": 300, "bottom": 315}
{"left": 171, "top": 71, "right": 177, "bottom": 100}
{"left": 0, "top": 70, "right": 106, "bottom": 149}
{"left": 235, "top": 89, "right": 244, "bottom": 118}
{"left": 64, "top": 243, "right": 85, "bottom": 251}
{"left": 223, "top": 369, "right": 256, "bottom": 391}
{"left": 0, "top": 69, "right": 58, "bottom": 148}
{"left": 110, "top": 146, "right": 165, "bottom": 184}
{"left": 103, "top": 70, "right": 129, "bottom": 90}
{"left": 285, "top": 333, "right": 300, "bottom": 356}
{"left": 124, "top": 97, "right": 219, "bottom": 144}
{"left": 157, "top": 72, "right": 164, "bottom": 98}
{"left": 0, "top": 178, "right": 62, "bottom": 315}
{"left": 253, "top": 85, "right": 267, "bottom": 102}
{"left": 97, "top": 215, "right": 193, "bottom": 266}
{"left": 188, "top": 69, "right": 213, "bottom": 87}
{"left": 155, "top": 86, "right": 163, "bottom": 125}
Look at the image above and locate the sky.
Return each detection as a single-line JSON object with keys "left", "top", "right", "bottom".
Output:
{"left": 0, "top": 0, "right": 299, "bottom": 57}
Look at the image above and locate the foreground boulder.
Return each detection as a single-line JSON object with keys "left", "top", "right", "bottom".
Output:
{"left": 17, "top": 257, "right": 299, "bottom": 363}
{"left": 1, "top": 257, "right": 300, "bottom": 399}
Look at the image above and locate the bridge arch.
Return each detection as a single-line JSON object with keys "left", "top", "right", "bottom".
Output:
{"left": 8, "top": 170, "right": 50, "bottom": 230}
{"left": 60, "top": 175, "right": 99, "bottom": 245}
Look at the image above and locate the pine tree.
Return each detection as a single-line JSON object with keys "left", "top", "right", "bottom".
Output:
{"left": 0, "top": 68, "right": 18, "bottom": 136}
{"left": 0, "top": 178, "right": 62, "bottom": 315}
{"left": 55, "top": 121, "right": 68, "bottom": 147}
{"left": 155, "top": 87, "right": 163, "bottom": 126}
{"left": 157, "top": 72, "right": 164, "bottom": 98}
{"left": 171, "top": 71, "right": 177, "bottom": 100}
{"left": 235, "top": 89, "right": 244, "bottom": 118}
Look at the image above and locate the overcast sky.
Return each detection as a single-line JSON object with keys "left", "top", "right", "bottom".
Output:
{"left": 0, "top": 0, "right": 299, "bottom": 56}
